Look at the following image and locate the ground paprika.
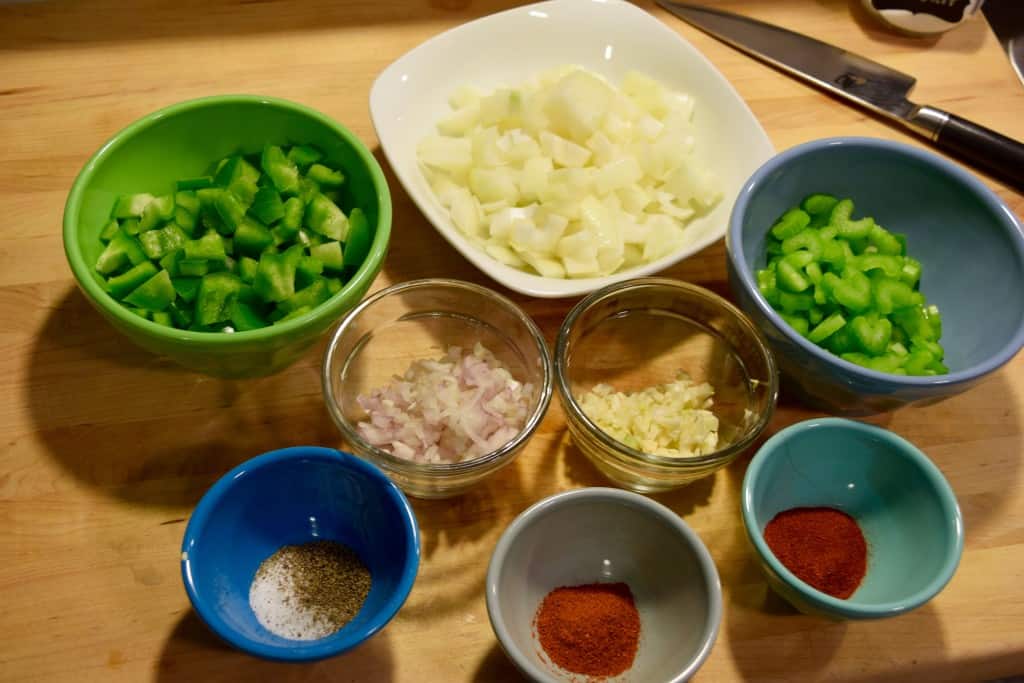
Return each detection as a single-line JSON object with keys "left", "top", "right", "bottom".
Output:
{"left": 534, "top": 582, "right": 641, "bottom": 678}
{"left": 763, "top": 506, "right": 867, "bottom": 599}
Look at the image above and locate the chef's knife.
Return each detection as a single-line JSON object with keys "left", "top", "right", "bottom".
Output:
{"left": 656, "top": 1, "right": 1024, "bottom": 190}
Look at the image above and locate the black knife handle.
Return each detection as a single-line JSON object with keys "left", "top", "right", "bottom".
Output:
{"left": 934, "top": 113, "right": 1024, "bottom": 191}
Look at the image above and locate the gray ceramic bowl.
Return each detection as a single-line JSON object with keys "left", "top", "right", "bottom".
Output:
{"left": 486, "top": 488, "right": 722, "bottom": 682}
{"left": 742, "top": 418, "right": 963, "bottom": 620}
{"left": 727, "top": 137, "right": 1024, "bottom": 414}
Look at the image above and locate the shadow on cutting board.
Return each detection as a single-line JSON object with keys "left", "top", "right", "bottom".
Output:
{"left": 25, "top": 286, "right": 339, "bottom": 508}
{"left": 471, "top": 643, "right": 523, "bottom": 682}
{"left": 155, "top": 611, "right": 396, "bottom": 682}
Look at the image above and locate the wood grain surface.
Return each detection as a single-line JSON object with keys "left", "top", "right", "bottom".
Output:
{"left": 2, "top": 1, "right": 1023, "bottom": 681}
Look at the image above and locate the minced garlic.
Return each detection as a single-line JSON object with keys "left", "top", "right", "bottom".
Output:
{"left": 578, "top": 372, "right": 718, "bottom": 458}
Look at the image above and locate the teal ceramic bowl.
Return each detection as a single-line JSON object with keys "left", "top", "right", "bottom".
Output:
{"left": 742, "top": 418, "right": 963, "bottom": 620}
{"left": 727, "top": 137, "right": 1024, "bottom": 414}
{"left": 63, "top": 95, "right": 392, "bottom": 377}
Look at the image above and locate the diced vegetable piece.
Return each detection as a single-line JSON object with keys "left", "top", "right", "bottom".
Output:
{"left": 296, "top": 256, "right": 324, "bottom": 288}
{"left": 801, "top": 193, "right": 839, "bottom": 217}
{"left": 112, "top": 193, "right": 155, "bottom": 219}
{"left": 139, "top": 224, "right": 188, "bottom": 260}
{"left": 214, "top": 156, "right": 260, "bottom": 188}
{"left": 168, "top": 300, "right": 194, "bottom": 328}
{"left": 310, "top": 241, "right": 344, "bottom": 272}
{"left": 343, "top": 208, "right": 372, "bottom": 270}
{"left": 229, "top": 300, "right": 267, "bottom": 331}
{"left": 159, "top": 250, "right": 182, "bottom": 277}
{"left": 325, "top": 277, "right": 343, "bottom": 295}
{"left": 281, "top": 197, "right": 304, "bottom": 233}
{"left": 177, "top": 177, "right": 214, "bottom": 191}
{"left": 196, "top": 272, "right": 243, "bottom": 325}
{"left": 238, "top": 256, "right": 259, "bottom": 284}
{"left": 249, "top": 186, "right": 285, "bottom": 225}
{"left": 868, "top": 223, "right": 902, "bottom": 256}
{"left": 107, "top": 262, "right": 158, "bottom": 299}
{"left": 280, "top": 279, "right": 331, "bottom": 314}
{"left": 178, "top": 259, "right": 210, "bottom": 277}
{"left": 151, "top": 311, "right": 174, "bottom": 327}
{"left": 306, "top": 164, "right": 345, "bottom": 187}
{"left": 184, "top": 232, "right": 227, "bottom": 263}
{"left": 124, "top": 270, "right": 175, "bottom": 311}
{"left": 781, "top": 229, "right": 822, "bottom": 259}
{"left": 138, "top": 195, "right": 176, "bottom": 232}
{"left": 96, "top": 232, "right": 148, "bottom": 274}
{"left": 304, "top": 194, "right": 349, "bottom": 241}
{"left": 807, "top": 312, "right": 846, "bottom": 344}
{"left": 777, "top": 259, "right": 810, "bottom": 293}
{"left": 261, "top": 145, "right": 300, "bottom": 194}
{"left": 253, "top": 251, "right": 296, "bottom": 302}
{"left": 172, "top": 277, "right": 201, "bottom": 303}
{"left": 174, "top": 207, "right": 198, "bottom": 235}
{"left": 829, "top": 199, "right": 873, "bottom": 240}
{"left": 770, "top": 208, "right": 811, "bottom": 240}
{"left": 234, "top": 218, "right": 275, "bottom": 256}
{"left": 287, "top": 145, "right": 323, "bottom": 168}
{"left": 213, "top": 190, "right": 248, "bottom": 232}
{"left": 99, "top": 220, "right": 120, "bottom": 243}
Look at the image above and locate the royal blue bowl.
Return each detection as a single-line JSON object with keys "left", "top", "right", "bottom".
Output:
{"left": 727, "top": 137, "right": 1024, "bottom": 414}
{"left": 181, "top": 447, "right": 420, "bottom": 661}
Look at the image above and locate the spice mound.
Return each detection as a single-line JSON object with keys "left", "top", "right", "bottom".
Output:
{"left": 763, "top": 506, "right": 867, "bottom": 599}
{"left": 534, "top": 582, "right": 641, "bottom": 679}
{"left": 249, "top": 540, "right": 372, "bottom": 640}
{"left": 356, "top": 343, "right": 534, "bottom": 464}
{"left": 578, "top": 372, "right": 719, "bottom": 457}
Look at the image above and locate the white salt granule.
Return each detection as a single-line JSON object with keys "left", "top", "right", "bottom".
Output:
{"left": 249, "top": 559, "right": 334, "bottom": 640}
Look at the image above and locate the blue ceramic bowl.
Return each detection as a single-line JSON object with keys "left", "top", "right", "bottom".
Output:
{"left": 742, "top": 418, "right": 963, "bottom": 620}
{"left": 727, "top": 137, "right": 1024, "bottom": 414}
{"left": 181, "top": 447, "right": 420, "bottom": 661}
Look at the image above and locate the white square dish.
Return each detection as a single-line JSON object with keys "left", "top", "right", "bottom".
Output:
{"left": 370, "top": 0, "right": 774, "bottom": 298}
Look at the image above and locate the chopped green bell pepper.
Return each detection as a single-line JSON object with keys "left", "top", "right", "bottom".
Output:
{"left": 196, "top": 272, "right": 243, "bottom": 326}
{"left": 253, "top": 251, "right": 296, "bottom": 303}
{"left": 107, "top": 261, "right": 158, "bottom": 299}
{"left": 261, "top": 145, "right": 300, "bottom": 194}
{"left": 124, "top": 270, "right": 175, "bottom": 311}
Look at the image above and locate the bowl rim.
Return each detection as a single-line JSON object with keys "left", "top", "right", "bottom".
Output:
{"left": 63, "top": 94, "right": 393, "bottom": 346}
{"left": 727, "top": 135, "right": 1024, "bottom": 387}
{"left": 179, "top": 446, "right": 420, "bottom": 661}
{"left": 554, "top": 277, "right": 779, "bottom": 468}
{"left": 369, "top": 0, "right": 774, "bottom": 298}
{"left": 485, "top": 487, "right": 723, "bottom": 682}
{"left": 321, "top": 277, "right": 554, "bottom": 477}
{"left": 741, "top": 417, "right": 965, "bottom": 619}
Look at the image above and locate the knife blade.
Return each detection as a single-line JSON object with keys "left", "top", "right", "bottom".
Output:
{"left": 656, "top": 1, "right": 1024, "bottom": 190}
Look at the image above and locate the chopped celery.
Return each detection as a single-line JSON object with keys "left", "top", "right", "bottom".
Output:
{"left": 756, "top": 194, "right": 945, "bottom": 375}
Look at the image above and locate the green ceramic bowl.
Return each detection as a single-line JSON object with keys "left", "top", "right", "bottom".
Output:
{"left": 63, "top": 95, "right": 392, "bottom": 377}
{"left": 742, "top": 418, "right": 963, "bottom": 620}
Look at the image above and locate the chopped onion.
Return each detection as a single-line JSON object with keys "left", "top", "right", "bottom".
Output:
{"left": 355, "top": 343, "right": 534, "bottom": 464}
{"left": 578, "top": 373, "right": 719, "bottom": 458}
{"left": 418, "top": 66, "right": 722, "bottom": 279}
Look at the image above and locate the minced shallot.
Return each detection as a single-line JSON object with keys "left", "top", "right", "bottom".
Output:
{"left": 355, "top": 343, "right": 534, "bottom": 464}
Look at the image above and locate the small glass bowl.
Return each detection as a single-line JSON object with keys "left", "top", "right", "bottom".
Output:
{"left": 322, "top": 278, "right": 553, "bottom": 499}
{"left": 554, "top": 278, "right": 778, "bottom": 493}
